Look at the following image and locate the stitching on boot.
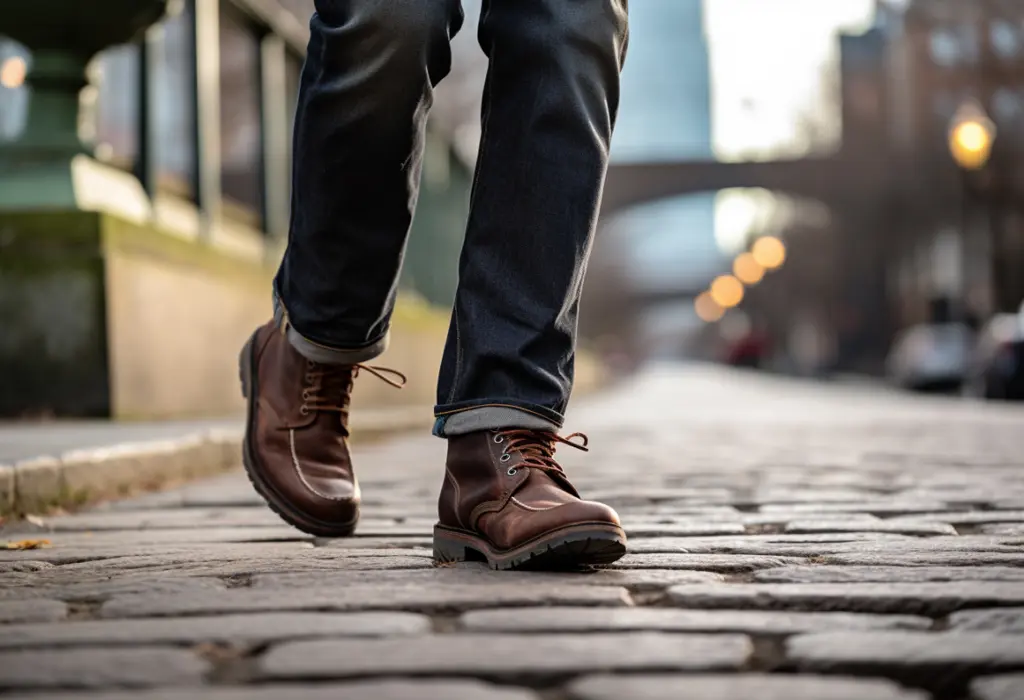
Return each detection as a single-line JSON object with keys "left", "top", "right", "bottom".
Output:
{"left": 444, "top": 469, "right": 466, "bottom": 529}
{"left": 289, "top": 428, "right": 348, "bottom": 502}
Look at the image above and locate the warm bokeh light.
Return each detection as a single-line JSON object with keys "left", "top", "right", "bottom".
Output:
{"left": 0, "top": 57, "right": 27, "bottom": 90}
{"left": 751, "top": 236, "right": 786, "bottom": 270}
{"left": 709, "top": 274, "right": 745, "bottom": 309}
{"left": 949, "top": 120, "right": 995, "bottom": 171}
{"left": 694, "top": 291, "right": 725, "bottom": 323}
{"left": 732, "top": 252, "right": 765, "bottom": 285}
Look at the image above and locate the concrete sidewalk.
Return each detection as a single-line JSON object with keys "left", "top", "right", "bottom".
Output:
{"left": 1, "top": 365, "right": 1024, "bottom": 699}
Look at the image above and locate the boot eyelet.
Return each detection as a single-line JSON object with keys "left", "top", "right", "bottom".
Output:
{"left": 493, "top": 435, "right": 504, "bottom": 444}
{"left": 507, "top": 468, "right": 518, "bottom": 476}
{"left": 500, "top": 454, "right": 511, "bottom": 463}
{"left": 300, "top": 405, "right": 310, "bottom": 415}
{"left": 301, "top": 390, "right": 311, "bottom": 400}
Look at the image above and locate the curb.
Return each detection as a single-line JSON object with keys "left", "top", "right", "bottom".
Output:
{"left": 0, "top": 408, "right": 432, "bottom": 518}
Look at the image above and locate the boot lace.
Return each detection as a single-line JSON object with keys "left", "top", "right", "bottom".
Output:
{"left": 301, "top": 362, "right": 406, "bottom": 417}
{"left": 493, "top": 429, "right": 589, "bottom": 477}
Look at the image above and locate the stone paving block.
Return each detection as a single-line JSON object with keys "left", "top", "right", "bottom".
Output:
{"left": 784, "top": 519, "right": 957, "bottom": 535}
{"left": 253, "top": 567, "right": 723, "bottom": 591}
{"left": 759, "top": 501, "right": 950, "bottom": 515}
{"left": 0, "top": 648, "right": 209, "bottom": 690}
{"left": 0, "top": 599, "right": 65, "bottom": 623}
{"left": 949, "top": 608, "right": 1024, "bottom": 633}
{"left": 982, "top": 524, "right": 1024, "bottom": 536}
{"left": 971, "top": 673, "right": 1024, "bottom": 700}
{"left": 825, "top": 552, "right": 1024, "bottom": 567}
{"left": 754, "top": 566, "right": 1024, "bottom": 584}
{"left": 0, "top": 612, "right": 430, "bottom": 649}
{"left": 261, "top": 633, "right": 751, "bottom": 680}
{"left": 102, "top": 583, "right": 631, "bottom": 618}
{"left": 623, "top": 523, "right": 747, "bottom": 537}
{"left": 566, "top": 673, "right": 928, "bottom": 700}
{"left": 459, "top": 607, "right": 931, "bottom": 634}
{"left": 625, "top": 533, "right": 918, "bottom": 555}
{"left": 786, "top": 632, "right": 1024, "bottom": 684}
{"left": 0, "top": 541, "right": 311, "bottom": 565}
{"left": 0, "top": 680, "right": 539, "bottom": 700}
{"left": 667, "top": 582, "right": 1024, "bottom": 615}
{"left": 12, "top": 527, "right": 314, "bottom": 548}
{"left": 316, "top": 536, "right": 433, "bottom": 549}
{"left": 915, "top": 511, "right": 1024, "bottom": 525}
{"left": 612, "top": 553, "right": 803, "bottom": 572}
{"left": 37, "top": 508, "right": 292, "bottom": 531}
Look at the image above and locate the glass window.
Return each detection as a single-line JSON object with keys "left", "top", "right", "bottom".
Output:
{"left": 151, "top": 5, "right": 197, "bottom": 198}
{"left": 0, "top": 39, "right": 30, "bottom": 142}
{"left": 94, "top": 44, "right": 141, "bottom": 170}
{"left": 219, "top": 3, "right": 264, "bottom": 225}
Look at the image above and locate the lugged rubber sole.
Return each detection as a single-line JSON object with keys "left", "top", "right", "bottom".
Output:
{"left": 433, "top": 522, "right": 627, "bottom": 571}
{"left": 238, "top": 332, "right": 359, "bottom": 538}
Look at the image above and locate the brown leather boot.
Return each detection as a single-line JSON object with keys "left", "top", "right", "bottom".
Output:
{"left": 238, "top": 320, "right": 404, "bottom": 537}
{"left": 434, "top": 429, "right": 626, "bottom": 570}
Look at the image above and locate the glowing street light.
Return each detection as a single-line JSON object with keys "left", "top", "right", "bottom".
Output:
{"left": 710, "top": 274, "right": 744, "bottom": 309}
{"left": 694, "top": 291, "right": 725, "bottom": 323}
{"left": 949, "top": 101, "right": 996, "bottom": 171}
{"left": 0, "top": 57, "right": 27, "bottom": 89}
{"left": 751, "top": 236, "right": 786, "bottom": 270}
{"left": 732, "top": 252, "right": 765, "bottom": 285}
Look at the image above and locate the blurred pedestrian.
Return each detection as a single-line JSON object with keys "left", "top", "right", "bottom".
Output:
{"left": 238, "top": 0, "right": 629, "bottom": 570}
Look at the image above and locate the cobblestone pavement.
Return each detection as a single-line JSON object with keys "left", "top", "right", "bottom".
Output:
{"left": 2, "top": 365, "right": 1024, "bottom": 700}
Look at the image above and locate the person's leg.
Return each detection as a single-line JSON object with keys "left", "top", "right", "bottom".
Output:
{"left": 241, "top": 0, "right": 462, "bottom": 537}
{"left": 434, "top": 0, "right": 629, "bottom": 434}
{"left": 277, "top": 0, "right": 464, "bottom": 362}
{"left": 432, "top": 0, "right": 630, "bottom": 569}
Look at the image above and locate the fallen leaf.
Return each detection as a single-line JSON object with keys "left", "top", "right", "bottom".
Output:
{"left": 2, "top": 539, "right": 52, "bottom": 550}
{"left": 24, "top": 515, "right": 47, "bottom": 528}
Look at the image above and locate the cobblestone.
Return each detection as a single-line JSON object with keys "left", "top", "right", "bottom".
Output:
{"left": 459, "top": 607, "right": 932, "bottom": 634}
{"left": 0, "top": 612, "right": 430, "bottom": 648}
{"left": 786, "top": 632, "right": 1024, "bottom": 686}
{"left": 971, "top": 674, "right": 1024, "bottom": 700}
{"left": 566, "top": 674, "right": 929, "bottom": 700}
{"left": 0, "top": 648, "right": 209, "bottom": 690}
{"left": 260, "top": 632, "right": 751, "bottom": 679}
{"left": 3, "top": 365, "right": 1024, "bottom": 697}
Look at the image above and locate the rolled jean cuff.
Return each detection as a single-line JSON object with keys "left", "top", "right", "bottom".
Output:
{"left": 433, "top": 402, "right": 563, "bottom": 438}
{"left": 273, "top": 296, "right": 389, "bottom": 365}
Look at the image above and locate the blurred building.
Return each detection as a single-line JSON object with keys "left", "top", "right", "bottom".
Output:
{"left": 0, "top": 0, "right": 470, "bottom": 417}
{"left": 585, "top": 0, "right": 716, "bottom": 361}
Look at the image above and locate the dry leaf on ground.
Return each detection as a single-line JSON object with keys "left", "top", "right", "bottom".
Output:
{"left": 2, "top": 539, "right": 52, "bottom": 550}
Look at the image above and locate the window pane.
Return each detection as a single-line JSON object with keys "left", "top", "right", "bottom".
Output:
{"left": 152, "top": 6, "right": 197, "bottom": 198}
{"left": 94, "top": 44, "right": 141, "bottom": 170}
{"left": 0, "top": 39, "right": 30, "bottom": 142}
{"left": 219, "top": 4, "right": 263, "bottom": 225}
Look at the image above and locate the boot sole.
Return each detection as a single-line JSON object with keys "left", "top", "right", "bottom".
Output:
{"left": 238, "top": 332, "right": 359, "bottom": 538}
{"left": 433, "top": 522, "right": 627, "bottom": 571}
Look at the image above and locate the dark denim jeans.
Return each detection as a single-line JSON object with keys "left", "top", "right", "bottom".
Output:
{"left": 273, "top": 0, "right": 629, "bottom": 436}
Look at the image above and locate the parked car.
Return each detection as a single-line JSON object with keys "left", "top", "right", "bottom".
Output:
{"left": 885, "top": 321, "right": 974, "bottom": 393}
{"left": 965, "top": 305, "right": 1024, "bottom": 401}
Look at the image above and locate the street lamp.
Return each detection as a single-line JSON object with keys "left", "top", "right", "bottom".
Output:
{"left": 948, "top": 101, "right": 997, "bottom": 318}
{"left": 948, "top": 101, "right": 996, "bottom": 172}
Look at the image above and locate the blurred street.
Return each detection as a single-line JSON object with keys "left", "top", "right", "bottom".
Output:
{"left": 2, "top": 365, "right": 1023, "bottom": 700}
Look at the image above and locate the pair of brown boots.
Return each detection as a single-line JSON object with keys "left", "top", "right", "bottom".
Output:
{"left": 239, "top": 321, "right": 626, "bottom": 570}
